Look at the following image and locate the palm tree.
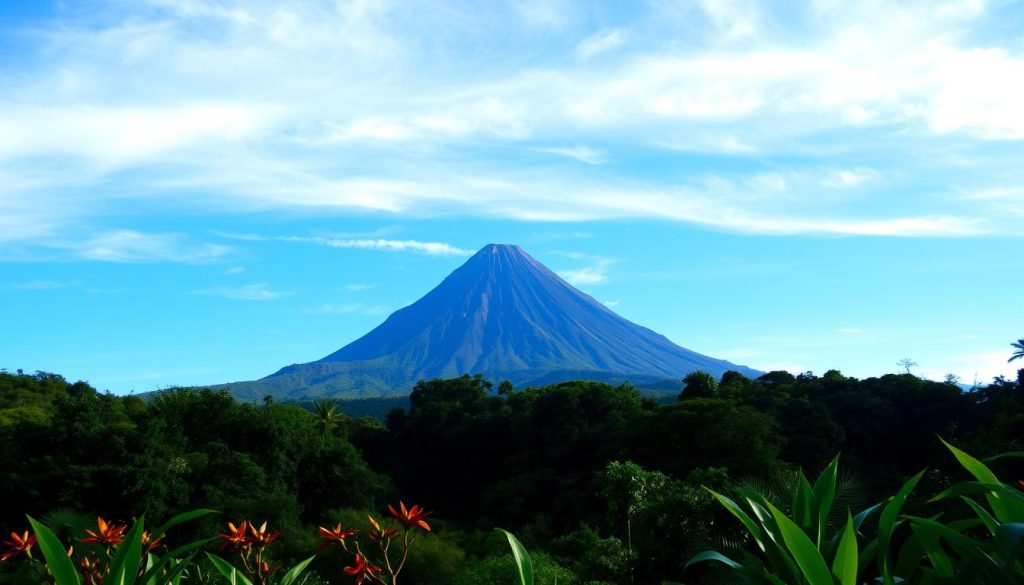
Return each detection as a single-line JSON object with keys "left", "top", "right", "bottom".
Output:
{"left": 313, "top": 398, "right": 346, "bottom": 447}
{"left": 1010, "top": 339, "right": 1024, "bottom": 363}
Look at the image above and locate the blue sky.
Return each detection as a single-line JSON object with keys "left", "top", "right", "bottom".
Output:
{"left": 1, "top": 0, "right": 1021, "bottom": 393}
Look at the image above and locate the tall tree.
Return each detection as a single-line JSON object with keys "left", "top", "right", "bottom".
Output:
{"left": 313, "top": 398, "right": 346, "bottom": 446}
{"left": 1009, "top": 338, "right": 1024, "bottom": 363}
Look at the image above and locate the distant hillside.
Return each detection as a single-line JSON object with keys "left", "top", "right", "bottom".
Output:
{"left": 222, "top": 244, "right": 759, "bottom": 401}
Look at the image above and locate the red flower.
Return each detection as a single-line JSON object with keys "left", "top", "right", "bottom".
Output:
{"left": 317, "top": 523, "right": 358, "bottom": 550}
{"left": 387, "top": 502, "right": 431, "bottom": 532}
{"left": 1, "top": 531, "right": 36, "bottom": 561}
{"left": 1017, "top": 479, "right": 1023, "bottom": 491}
{"left": 343, "top": 553, "right": 381, "bottom": 585}
{"left": 82, "top": 518, "right": 126, "bottom": 547}
{"left": 247, "top": 521, "right": 282, "bottom": 546}
{"left": 141, "top": 531, "right": 164, "bottom": 554}
{"left": 366, "top": 515, "right": 397, "bottom": 542}
{"left": 218, "top": 521, "right": 251, "bottom": 551}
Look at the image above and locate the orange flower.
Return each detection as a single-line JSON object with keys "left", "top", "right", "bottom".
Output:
{"left": 82, "top": 518, "right": 126, "bottom": 547}
{"left": 247, "top": 521, "right": 282, "bottom": 546}
{"left": 343, "top": 553, "right": 381, "bottom": 585}
{"left": 366, "top": 515, "right": 397, "bottom": 542}
{"left": 141, "top": 531, "right": 164, "bottom": 554}
{"left": 318, "top": 523, "right": 358, "bottom": 550}
{"left": 218, "top": 521, "right": 251, "bottom": 551}
{"left": 1, "top": 531, "right": 36, "bottom": 561}
{"left": 79, "top": 553, "right": 102, "bottom": 585}
{"left": 387, "top": 502, "right": 431, "bottom": 532}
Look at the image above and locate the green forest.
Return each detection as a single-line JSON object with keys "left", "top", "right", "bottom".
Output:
{"left": 1, "top": 362, "right": 1023, "bottom": 585}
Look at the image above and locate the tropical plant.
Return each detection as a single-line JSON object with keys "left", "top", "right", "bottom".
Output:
{"left": 1009, "top": 338, "right": 1024, "bottom": 363}
{"left": 313, "top": 399, "right": 347, "bottom": 446}
{"left": 316, "top": 502, "right": 432, "bottom": 585}
{"left": 687, "top": 441, "right": 1024, "bottom": 585}
{"left": 2, "top": 510, "right": 216, "bottom": 585}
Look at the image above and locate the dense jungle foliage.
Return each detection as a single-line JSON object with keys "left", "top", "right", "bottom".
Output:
{"left": 1, "top": 366, "right": 1022, "bottom": 584}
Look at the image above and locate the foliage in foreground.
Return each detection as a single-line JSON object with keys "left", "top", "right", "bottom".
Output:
{"left": 687, "top": 440, "right": 1024, "bottom": 585}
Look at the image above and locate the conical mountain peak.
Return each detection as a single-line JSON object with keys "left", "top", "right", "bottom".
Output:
{"left": 228, "top": 244, "right": 759, "bottom": 400}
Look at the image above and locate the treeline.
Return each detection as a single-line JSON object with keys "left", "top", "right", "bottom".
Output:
{"left": 1, "top": 368, "right": 1021, "bottom": 584}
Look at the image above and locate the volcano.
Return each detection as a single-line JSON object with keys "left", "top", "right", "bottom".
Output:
{"left": 224, "top": 244, "right": 759, "bottom": 400}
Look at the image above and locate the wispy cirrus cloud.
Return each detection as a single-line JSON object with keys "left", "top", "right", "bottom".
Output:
{"left": 0, "top": 0, "right": 1022, "bottom": 249}
{"left": 195, "top": 282, "right": 291, "bottom": 301}
{"left": 283, "top": 237, "right": 473, "bottom": 256}
{"left": 555, "top": 253, "right": 617, "bottom": 285}
{"left": 303, "top": 303, "right": 390, "bottom": 315}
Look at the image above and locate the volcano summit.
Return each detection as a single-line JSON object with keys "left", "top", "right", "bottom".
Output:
{"left": 224, "top": 244, "right": 759, "bottom": 400}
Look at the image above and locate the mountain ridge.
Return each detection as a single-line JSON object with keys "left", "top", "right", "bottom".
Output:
{"left": 222, "top": 244, "right": 760, "bottom": 400}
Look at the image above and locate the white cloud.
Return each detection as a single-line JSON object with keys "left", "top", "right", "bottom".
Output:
{"left": 345, "top": 283, "right": 377, "bottom": 291}
{"left": 303, "top": 303, "right": 390, "bottom": 315}
{"left": 0, "top": 0, "right": 1022, "bottom": 247}
{"left": 2, "top": 280, "right": 80, "bottom": 291}
{"left": 283, "top": 237, "right": 473, "bottom": 256}
{"left": 197, "top": 282, "right": 290, "bottom": 300}
{"left": 536, "top": 146, "right": 607, "bottom": 165}
{"left": 557, "top": 254, "right": 616, "bottom": 285}
{"left": 575, "top": 29, "right": 626, "bottom": 60}
{"left": 75, "top": 231, "right": 232, "bottom": 263}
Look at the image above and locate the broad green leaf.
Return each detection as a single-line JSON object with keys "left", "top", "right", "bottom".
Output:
{"left": 908, "top": 517, "right": 1012, "bottom": 583}
{"left": 766, "top": 501, "right": 834, "bottom": 585}
{"left": 941, "top": 439, "right": 999, "bottom": 483}
{"left": 940, "top": 439, "right": 1014, "bottom": 523}
{"left": 496, "top": 529, "right": 533, "bottom": 585}
{"left": 104, "top": 516, "right": 145, "bottom": 585}
{"left": 27, "top": 515, "right": 80, "bottom": 585}
{"left": 685, "top": 550, "right": 742, "bottom": 571}
{"left": 153, "top": 510, "right": 217, "bottom": 539}
{"left": 205, "top": 553, "right": 253, "bottom": 585}
{"left": 812, "top": 455, "right": 840, "bottom": 548}
{"left": 740, "top": 491, "right": 803, "bottom": 584}
{"left": 793, "top": 470, "right": 816, "bottom": 536}
{"left": 707, "top": 489, "right": 766, "bottom": 548}
{"left": 878, "top": 470, "right": 924, "bottom": 585}
{"left": 278, "top": 556, "right": 315, "bottom": 585}
{"left": 831, "top": 513, "right": 858, "bottom": 585}
{"left": 908, "top": 523, "right": 954, "bottom": 579}
{"left": 959, "top": 497, "right": 999, "bottom": 535}
{"left": 994, "top": 523, "right": 1024, "bottom": 563}
{"left": 852, "top": 502, "right": 882, "bottom": 534}
{"left": 981, "top": 451, "right": 1024, "bottom": 463}
{"left": 139, "top": 537, "right": 218, "bottom": 585}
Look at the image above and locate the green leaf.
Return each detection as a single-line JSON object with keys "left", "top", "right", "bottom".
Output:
{"left": 812, "top": 455, "right": 840, "bottom": 548}
{"left": 205, "top": 553, "right": 253, "bottom": 585}
{"left": 940, "top": 439, "right": 1015, "bottom": 523}
{"left": 707, "top": 489, "right": 766, "bottom": 549}
{"left": 908, "top": 516, "right": 1012, "bottom": 583}
{"left": 139, "top": 537, "right": 218, "bottom": 585}
{"left": 793, "top": 470, "right": 816, "bottom": 536}
{"left": 832, "top": 513, "right": 858, "bottom": 585}
{"left": 153, "top": 510, "right": 217, "bottom": 539}
{"left": 981, "top": 451, "right": 1024, "bottom": 463}
{"left": 27, "top": 515, "right": 80, "bottom": 585}
{"left": 104, "top": 516, "right": 145, "bottom": 585}
{"left": 878, "top": 470, "right": 924, "bottom": 585}
{"left": 278, "top": 556, "right": 315, "bottom": 585}
{"left": 908, "top": 523, "right": 954, "bottom": 579}
{"left": 766, "top": 501, "right": 834, "bottom": 585}
{"left": 994, "top": 523, "right": 1024, "bottom": 563}
{"left": 685, "top": 550, "right": 742, "bottom": 571}
{"left": 496, "top": 529, "right": 533, "bottom": 585}
{"left": 959, "top": 497, "right": 999, "bottom": 535}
